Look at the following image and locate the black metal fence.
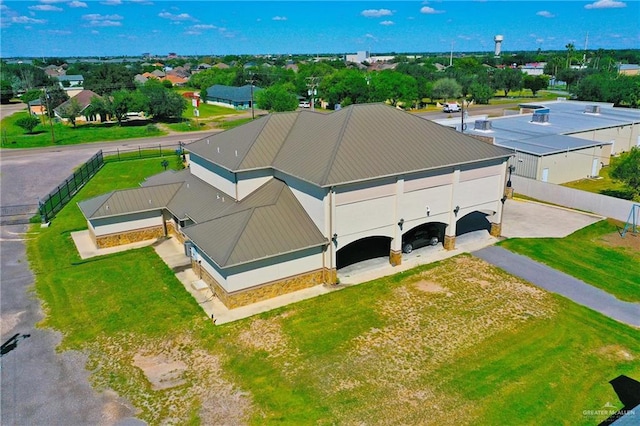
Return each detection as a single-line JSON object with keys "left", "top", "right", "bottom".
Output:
{"left": 102, "top": 143, "right": 184, "bottom": 162}
{"left": 38, "top": 150, "right": 104, "bottom": 223}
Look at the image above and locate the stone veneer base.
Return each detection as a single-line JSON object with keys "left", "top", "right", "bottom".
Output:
{"left": 193, "top": 260, "right": 337, "bottom": 309}
{"left": 389, "top": 250, "right": 402, "bottom": 266}
{"left": 490, "top": 222, "right": 502, "bottom": 237}
{"left": 95, "top": 225, "right": 165, "bottom": 248}
{"left": 443, "top": 235, "right": 456, "bottom": 250}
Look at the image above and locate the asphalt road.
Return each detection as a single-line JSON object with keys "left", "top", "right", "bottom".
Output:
{"left": 0, "top": 125, "right": 216, "bottom": 425}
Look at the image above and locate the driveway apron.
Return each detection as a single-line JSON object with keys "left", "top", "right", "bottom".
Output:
{"left": 473, "top": 246, "right": 640, "bottom": 327}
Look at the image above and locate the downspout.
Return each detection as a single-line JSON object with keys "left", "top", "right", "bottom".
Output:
{"left": 329, "top": 186, "right": 335, "bottom": 277}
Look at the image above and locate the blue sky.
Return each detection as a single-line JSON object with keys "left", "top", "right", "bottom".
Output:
{"left": 1, "top": 1, "right": 638, "bottom": 58}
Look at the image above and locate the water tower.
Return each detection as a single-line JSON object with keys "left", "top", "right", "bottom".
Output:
{"left": 494, "top": 35, "right": 503, "bottom": 57}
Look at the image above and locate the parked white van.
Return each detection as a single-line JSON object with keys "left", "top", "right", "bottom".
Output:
{"left": 443, "top": 103, "right": 461, "bottom": 113}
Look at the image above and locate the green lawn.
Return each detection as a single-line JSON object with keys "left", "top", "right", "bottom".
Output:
{"left": 563, "top": 165, "right": 638, "bottom": 202}
{"left": 24, "top": 157, "right": 640, "bottom": 425}
{"left": 1, "top": 111, "right": 166, "bottom": 148}
{"left": 500, "top": 219, "right": 640, "bottom": 302}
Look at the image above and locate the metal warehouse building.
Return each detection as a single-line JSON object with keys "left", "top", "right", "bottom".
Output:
{"left": 436, "top": 100, "right": 640, "bottom": 184}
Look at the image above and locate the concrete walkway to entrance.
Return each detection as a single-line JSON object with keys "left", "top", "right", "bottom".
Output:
{"left": 473, "top": 246, "right": 640, "bottom": 327}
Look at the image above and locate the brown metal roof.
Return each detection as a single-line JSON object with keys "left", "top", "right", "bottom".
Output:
{"left": 187, "top": 103, "right": 513, "bottom": 187}
{"left": 182, "top": 178, "right": 327, "bottom": 268}
{"left": 78, "top": 183, "right": 182, "bottom": 219}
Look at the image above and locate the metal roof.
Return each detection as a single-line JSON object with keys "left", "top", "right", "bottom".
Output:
{"left": 204, "top": 84, "right": 262, "bottom": 102}
{"left": 181, "top": 178, "right": 327, "bottom": 268}
{"left": 142, "top": 170, "right": 234, "bottom": 223}
{"left": 463, "top": 100, "right": 640, "bottom": 156}
{"left": 188, "top": 103, "right": 513, "bottom": 187}
{"left": 77, "top": 183, "right": 182, "bottom": 219}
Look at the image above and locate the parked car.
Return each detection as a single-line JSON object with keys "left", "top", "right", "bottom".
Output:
{"left": 299, "top": 101, "right": 310, "bottom": 108}
{"left": 402, "top": 229, "right": 440, "bottom": 253}
{"left": 442, "top": 103, "right": 461, "bottom": 113}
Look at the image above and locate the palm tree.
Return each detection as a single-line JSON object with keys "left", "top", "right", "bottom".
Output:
{"left": 565, "top": 43, "right": 575, "bottom": 68}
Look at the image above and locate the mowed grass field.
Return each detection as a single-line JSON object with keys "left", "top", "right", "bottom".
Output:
{"left": 26, "top": 159, "right": 640, "bottom": 425}
{"left": 500, "top": 220, "right": 640, "bottom": 303}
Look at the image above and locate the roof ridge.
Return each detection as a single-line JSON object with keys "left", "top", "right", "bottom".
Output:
{"left": 319, "top": 106, "right": 354, "bottom": 186}
{"left": 238, "top": 114, "right": 273, "bottom": 167}
{"left": 82, "top": 190, "right": 115, "bottom": 218}
{"left": 220, "top": 208, "right": 255, "bottom": 267}
{"left": 270, "top": 111, "right": 303, "bottom": 164}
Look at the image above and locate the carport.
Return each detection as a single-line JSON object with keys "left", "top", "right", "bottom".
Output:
{"left": 336, "top": 236, "right": 391, "bottom": 269}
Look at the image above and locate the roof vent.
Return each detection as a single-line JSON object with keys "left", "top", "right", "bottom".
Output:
{"left": 585, "top": 105, "right": 600, "bottom": 114}
{"left": 531, "top": 112, "right": 549, "bottom": 123}
{"left": 474, "top": 120, "right": 492, "bottom": 131}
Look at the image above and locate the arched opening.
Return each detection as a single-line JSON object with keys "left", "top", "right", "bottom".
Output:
{"left": 456, "top": 211, "right": 492, "bottom": 236}
{"left": 401, "top": 222, "right": 447, "bottom": 253}
{"left": 336, "top": 236, "right": 391, "bottom": 269}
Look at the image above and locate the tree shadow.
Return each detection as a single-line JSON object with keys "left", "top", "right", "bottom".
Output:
{"left": 600, "top": 189, "right": 635, "bottom": 200}
{"left": 598, "top": 375, "right": 640, "bottom": 425}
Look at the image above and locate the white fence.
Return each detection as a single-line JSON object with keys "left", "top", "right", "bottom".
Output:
{"left": 512, "top": 176, "right": 636, "bottom": 223}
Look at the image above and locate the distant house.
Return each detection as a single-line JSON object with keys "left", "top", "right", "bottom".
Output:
{"left": 203, "top": 84, "right": 262, "bottom": 110}
{"left": 53, "top": 90, "right": 102, "bottom": 123}
{"left": 521, "top": 63, "right": 546, "bottom": 76}
{"left": 58, "top": 75, "right": 84, "bottom": 88}
{"left": 618, "top": 64, "right": 640, "bottom": 76}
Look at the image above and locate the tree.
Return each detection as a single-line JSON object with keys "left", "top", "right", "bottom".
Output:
{"left": 139, "top": 80, "right": 187, "bottom": 120}
{"left": 556, "top": 68, "right": 580, "bottom": 91}
{"left": 58, "top": 98, "right": 83, "bottom": 127}
{"left": 84, "top": 63, "right": 135, "bottom": 96}
{"left": 255, "top": 84, "right": 298, "bottom": 112}
{"left": 368, "top": 70, "right": 418, "bottom": 107}
{"left": 1, "top": 80, "right": 14, "bottom": 103}
{"left": 41, "top": 85, "right": 69, "bottom": 110}
{"left": 492, "top": 67, "right": 523, "bottom": 96}
{"left": 469, "top": 82, "right": 494, "bottom": 104}
{"left": 20, "top": 88, "right": 43, "bottom": 105}
{"left": 431, "top": 78, "right": 462, "bottom": 102}
{"left": 610, "top": 147, "right": 640, "bottom": 196}
{"left": 319, "top": 69, "right": 369, "bottom": 107}
{"left": 15, "top": 115, "right": 40, "bottom": 134}
{"left": 523, "top": 75, "right": 549, "bottom": 96}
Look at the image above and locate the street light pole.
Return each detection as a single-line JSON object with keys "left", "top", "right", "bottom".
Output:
{"left": 44, "top": 88, "right": 56, "bottom": 144}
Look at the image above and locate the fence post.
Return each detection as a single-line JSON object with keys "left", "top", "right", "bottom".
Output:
{"left": 117, "top": 148, "right": 120, "bottom": 161}
{"left": 139, "top": 146, "right": 141, "bottom": 158}
{"left": 159, "top": 144, "right": 162, "bottom": 157}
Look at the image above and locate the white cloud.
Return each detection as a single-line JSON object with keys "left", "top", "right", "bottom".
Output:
{"left": 101, "top": 0, "right": 122, "bottom": 5}
{"left": 11, "top": 16, "right": 47, "bottom": 24}
{"left": 68, "top": 1, "right": 88, "bottom": 8}
{"left": 365, "top": 33, "right": 378, "bottom": 41}
{"left": 420, "top": 6, "right": 444, "bottom": 14}
{"left": 585, "top": 0, "right": 626, "bottom": 9}
{"left": 380, "top": 20, "right": 394, "bottom": 26}
{"left": 82, "top": 13, "right": 123, "bottom": 21}
{"left": 48, "top": 29, "right": 71, "bottom": 35}
{"left": 191, "top": 24, "right": 216, "bottom": 30}
{"left": 361, "top": 9, "right": 392, "bottom": 18}
{"left": 29, "top": 5, "right": 63, "bottom": 11}
{"left": 536, "top": 10, "right": 555, "bottom": 18}
{"left": 272, "top": 16, "right": 287, "bottom": 21}
{"left": 88, "top": 20, "right": 121, "bottom": 27}
{"left": 158, "top": 11, "right": 196, "bottom": 21}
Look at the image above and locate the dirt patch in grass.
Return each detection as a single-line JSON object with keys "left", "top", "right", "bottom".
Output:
{"left": 596, "top": 345, "right": 635, "bottom": 362}
{"left": 599, "top": 231, "right": 640, "bottom": 251}
{"left": 311, "top": 256, "right": 557, "bottom": 424}
{"left": 88, "top": 333, "right": 252, "bottom": 425}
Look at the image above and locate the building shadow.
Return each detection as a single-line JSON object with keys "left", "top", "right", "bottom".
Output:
{"left": 599, "top": 375, "right": 640, "bottom": 425}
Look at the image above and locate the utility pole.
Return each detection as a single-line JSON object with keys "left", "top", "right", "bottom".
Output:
{"left": 44, "top": 87, "right": 56, "bottom": 144}
{"left": 306, "top": 76, "right": 319, "bottom": 111}
{"left": 245, "top": 72, "right": 256, "bottom": 119}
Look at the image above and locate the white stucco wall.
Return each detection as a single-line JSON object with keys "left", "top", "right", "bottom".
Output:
{"left": 236, "top": 174, "right": 272, "bottom": 200}
{"left": 92, "top": 210, "right": 163, "bottom": 236}
{"left": 189, "top": 157, "right": 236, "bottom": 197}
{"left": 225, "top": 249, "right": 325, "bottom": 292}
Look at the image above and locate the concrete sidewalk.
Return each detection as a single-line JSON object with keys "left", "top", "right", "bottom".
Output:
{"left": 473, "top": 246, "right": 640, "bottom": 327}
